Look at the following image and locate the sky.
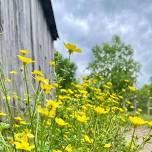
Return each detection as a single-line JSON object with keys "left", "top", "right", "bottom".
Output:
{"left": 51, "top": 0, "right": 152, "bottom": 87}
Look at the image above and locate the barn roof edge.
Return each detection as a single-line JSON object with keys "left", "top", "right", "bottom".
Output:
{"left": 39, "top": 0, "right": 59, "bottom": 41}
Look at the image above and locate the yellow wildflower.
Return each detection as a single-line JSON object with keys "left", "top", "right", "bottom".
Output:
{"left": 137, "top": 108, "right": 142, "bottom": 112}
{"left": 14, "top": 117, "right": 27, "bottom": 126}
{"left": 0, "top": 112, "right": 6, "bottom": 117}
{"left": 119, "top": 95, "right": 123, "bottom": 99}
{"left": 10, "top": 70, "right": 17, "bottom": 75}
{"left": 83, "top": 135, "right": 93, "bottom": 144}
{"left": 148, "top": 121, "right": 152, "bottom": 127}
{"left": 122, "top": 89, "right": 126, "bottom": 92}
{"left": 46, "top": 121, "right": 51, "bottom": 126}
{"left": 128, "top": 86, "right": 136, "bottom": 92}
{"left": 14, "top": 116, "right": 23, "bottom": 121}
{"left": 32, "top": 70, "right": 44, "bottom": 77}
{"left": 53, "top": 150, "right": 62, "bottom": 152}
{"left": 76, "top": 114, "right": 89, "bottom": 123}
{"left": 12, "top": 130, "right": 34, "bottom": 151}
{"left": 47, "top": 100, "right": 61, "bottom": 109}
{"left": 53, "top": 83, "right": 59, "bottom": 88}
{"left": 64, "top": 42, "right": 81, "bottom": 54}
{"left": 64, "top": 134, "right": 68, "bottom": 139}
{"left": 35, "top": 76, "right": 48, "bottom": 84}
{"left": 20, "top": 121, "right": 27, "bottom": 125}
{"left": 14, "top": 141, "right": 34, "bottom": 151}
{"left": 49, "top": 60, "right": 55, "bottom": 66}
{"left": 126, "top": 101, "right": 132, "bottom": 105}
{"left": 37, "top": 105, "right": 56, "bottom": 118}
{"left": 37, "top": 106, "right": 48, "bottom": 116}
{"left": 110, "top": 94, "right": 119, "bottom": 100}
{"left": 40, "top": 83, "right": 54, "bottom": 94}
{"left": 65, "top": 144, "right": 72, "bottom": 152}
{"left": 124, "top": 79, "right": 129, "bottom": 83}
{"left": 103, "top": 143, "right": 111, "bottom": 148}
{"left": 107, "top": 82, "right": 112, "bottom": 87}
{"left": 13, "top": 124, "right": 20, "bottom": 128}
{"left": 130, "top": 105, "right": 134, "bottom": 109}
{"left": 94, "top": 107, "right": 109, "bottom": 115}
{"left": 19, "top": 49, "right": 29, "bottom": 55}
{"left": 55, "top": 117, "right": 68, "bottom": 126}
{"left": 129, "top": 116, "right": 145, "bottom": 127}
{"left": 103, "top": 84, "right": 111, "bottom": 89}
{"left": 17, "top": 55, "right": 34, "bottom": 64}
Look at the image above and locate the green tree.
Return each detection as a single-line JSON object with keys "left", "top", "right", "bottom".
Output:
{"left": 54, "top": 51, "right": 77, "bottom": 88}
{"left": 136, "top": 77, "right": 152, "bottom": 113}
{"left": 88, "top": 35, "right": 140, "bottom": 92}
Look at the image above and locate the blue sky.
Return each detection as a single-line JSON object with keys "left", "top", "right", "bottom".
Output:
{"left": 52, "top": 0, "right": 152, "bottom": 87}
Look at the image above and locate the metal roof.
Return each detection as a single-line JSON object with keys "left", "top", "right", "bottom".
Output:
{"left": 39, "top": 0, "right": 59, "bottom": 40}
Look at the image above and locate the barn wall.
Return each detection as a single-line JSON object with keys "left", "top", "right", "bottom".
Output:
{"left": 0, "top": 0, "right": 54, "bottom": 92}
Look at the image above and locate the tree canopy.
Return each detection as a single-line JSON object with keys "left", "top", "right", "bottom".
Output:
{"left": 88, "top": 35, "right": 140, "bottom": 92}
{"left": 54, "top": 51, "right": 77, "bottom": 89}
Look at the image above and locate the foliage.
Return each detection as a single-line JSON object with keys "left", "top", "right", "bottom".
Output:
{"left": 88, "top": 35, "right": 140, "bottom": 92}
{"left": 0, "top": 44, "right": 151, "bottom": 152}
{"left": 136, "top": 83, "right": 152, "bottom": 113}
{"left": 54, "top": 51, "right": 77, "bottom": 89}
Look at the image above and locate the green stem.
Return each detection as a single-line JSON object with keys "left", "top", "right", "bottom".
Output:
{"left": 23, "top": 64, "right": 31, "bottom": 118}
{"left": 69, "top": 53, "right": 71, "bottom": 61}
{"left": 91, "top": 116, "right": 98, "bottom": 151}
{"left": 33, "top": 112, "right": 39, "bottom": 152}
{"left": 0, "top": 69, "right": 16, "bottom": 152}
{"left": 129, "top": 126, "right": 136, "bottom": 151}
{"left": 31, "top": 83, "right": 41, "bottom": 122}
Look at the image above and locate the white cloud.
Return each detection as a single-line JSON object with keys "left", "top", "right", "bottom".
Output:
{"left": 64, "top": 14, "right": 89, "bottom": 33}
{"left": 52, "top": 0, "right": 152, "bottom": 86}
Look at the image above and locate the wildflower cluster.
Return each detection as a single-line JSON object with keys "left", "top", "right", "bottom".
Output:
{"left": 0, "top": 44, "right": 151, "bottom": 152}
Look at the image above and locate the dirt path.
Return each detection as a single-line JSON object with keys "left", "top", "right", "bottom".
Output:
{"left": 126, "top": 127, "right": 152, "bottom": 152}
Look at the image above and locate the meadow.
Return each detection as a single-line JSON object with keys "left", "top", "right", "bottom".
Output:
{"left": 0, "top": 44, "right": 152, "bottom": 152}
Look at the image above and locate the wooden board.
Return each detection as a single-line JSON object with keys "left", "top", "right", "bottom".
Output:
{"left": 0, "top": 0, "right": 55, "bottom": 111}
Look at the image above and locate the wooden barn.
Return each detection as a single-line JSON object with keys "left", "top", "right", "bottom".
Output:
{"left": 0, "top": 0, "right": 58, "bottom": 82}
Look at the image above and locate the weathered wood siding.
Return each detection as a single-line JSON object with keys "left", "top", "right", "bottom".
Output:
{"left": 0, "top": 0, "right": 54, "bottom": 93}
